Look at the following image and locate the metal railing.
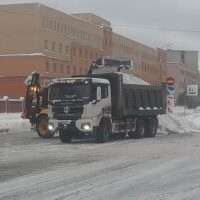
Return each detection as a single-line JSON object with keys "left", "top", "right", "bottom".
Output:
{"left": 0, "top": 96, "right": 25, "bottom": 113}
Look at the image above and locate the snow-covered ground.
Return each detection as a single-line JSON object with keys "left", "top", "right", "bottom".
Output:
{"left": 0, "top": 107, "right": 200, "bottom": 134}
{"left": 0, "top": 113, "right": 30, "bottom": 134}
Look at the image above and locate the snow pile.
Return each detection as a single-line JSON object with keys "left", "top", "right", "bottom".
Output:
{"left": 0, "top": 113, "right": 30, "bottom": 134}
{"left": 158, "top": 107, "right": 200, "bottom": 134}
{"left": 0, "top": 107, "right": 200, "bottom": 135}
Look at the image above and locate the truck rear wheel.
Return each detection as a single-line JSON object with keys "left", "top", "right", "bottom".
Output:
{"left": 59, "top": 130, "right": 72, "bottom": 143}
{"left": 129, "top": 119, "right": 145, "bottom": 139}
{"left": 36, "top": 115, "right": 54, "bottom": 138}
{"left": 145, "top": 118, "right": 158, "bottom": 137}
{"left": 96, "top": 120, "right": 111, "bottom": 143}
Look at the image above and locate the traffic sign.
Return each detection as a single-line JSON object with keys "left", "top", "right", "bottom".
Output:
{"left": 187, "top": 85, "right": 198, "bottom": 96}
{"left": 166, "top": 77, "right": 175, "bottom": 86}
{"left": 167, "top": 86, "right": 175, "bottom": 95}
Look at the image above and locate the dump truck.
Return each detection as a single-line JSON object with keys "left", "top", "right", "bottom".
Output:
{"left": 47, "top": 57, "right": 166, "bottom": 143}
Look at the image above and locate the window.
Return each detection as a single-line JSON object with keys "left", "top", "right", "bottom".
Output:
{"left": 61, "top": 24, "right": 63, "bottom": 33}
{"left": 66, "top": 45, "right": 69, "bottom": 55}
{"left": 60, "top": 64, "right": 64, "bottom": 74}
{"left": 90, "top": 51, "right": 93, "bottom": 59}
{"left": 50, "top": 20, "right": 53, "bottom": 30}
{"left": 181, "top": 51, "right": 185, "bottom": 64}
{"left": 85, "top": 50, "right": 88, "bottom": 59}
{"left": 67, "top": 65, "right": 70, "bottom": 75}
{"left": 80, "top": 67, "right": 82, "bottom": 75}
{"left": 57, "top": 23, "right": 60, "bottom": 32}
{"left": 46, "top": 62, "right": 49, "bottom": 73}
{"left": 59, "top": 43, "right": 63, "bottom": 53}
{"left": 42, "top": 18, "right": 45, "bottom": 28}
{"left": 73, "top": 47, "right": 76, "bottom": 56}
{"left": 53, "top": 63, "right": 57, "bottom": 73}
{"left": 80, "top": 31, "right": 83, "bottom": 39}
{"left": 64, "top": 25, "right": 67, "bottom": 35}
{"left": 101, "top": 85, "right": 108, "bottom": 99}
{"left": 73, "top": 66, "right": 76, "bottom": 75}
{"left": 54, "top": 21, "right": 56, "bottom": 31}
{"left": 105, "top": 39, "right": 107, "bottom": 47}
{"left": 52, "top": 41, "right": 55, "bottom": 52}
{"left": 70, "top": 27, "right": 73, "bottom": 36}
{"left": 77, "top": 30, "right": 80, "bottom": 38}
{"left": 46, "top": 19, "right": 49, "bottom": 29}
{"left": 73, "top": 28, "right": 76, "bottom": 37}
{"left": 67, "top": 26, "right": 70, "bottom": 35}
{"left": 44, "top": 40, "right": 48, "bottom": 50}
{"left": 79, "top": 48, "right": 82, "bottom": 58}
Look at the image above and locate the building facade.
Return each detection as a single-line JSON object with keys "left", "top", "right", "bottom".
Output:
{"left": 166, "top": 50, "right": 199, "bottom": 101}
{"left": 0, "top": 3, "right": 166, "bottom": 98}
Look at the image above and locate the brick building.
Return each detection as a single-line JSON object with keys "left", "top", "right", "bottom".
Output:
{"left": 166, "top": 50, "right": 199, "bottom": 101}
{"left": 0, "top": 3, "right": 166, "bottom": 98}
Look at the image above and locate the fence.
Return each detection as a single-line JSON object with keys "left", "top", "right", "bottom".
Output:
{"left": 0, "top": 97, "right": 24, "bottom": 113}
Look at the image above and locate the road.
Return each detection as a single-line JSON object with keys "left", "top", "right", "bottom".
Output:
{"left": 1, "top": 131, "right": 200, "bottom": 200}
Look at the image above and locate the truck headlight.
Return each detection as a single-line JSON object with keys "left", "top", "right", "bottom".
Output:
{"left": 81, "top": 123, "right": 91, "bottom": 131}
{"left": 48, "top": 124, "right": 54, "bottom": 131}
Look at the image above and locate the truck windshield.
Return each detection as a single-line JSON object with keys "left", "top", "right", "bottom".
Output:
{"left": 49, "top": 83, "right": 91, "bottom": 101}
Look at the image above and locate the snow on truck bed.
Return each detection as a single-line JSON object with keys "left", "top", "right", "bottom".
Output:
{"left": 117, "top": 72, "right": 149, "bottom": 85}
{"left": 0, "top": 107, "right": 200, "bottom": 135}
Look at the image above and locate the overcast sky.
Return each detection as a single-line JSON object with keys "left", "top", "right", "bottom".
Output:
{"left": 1, "top": 0, "right": 200, "bottom": 54}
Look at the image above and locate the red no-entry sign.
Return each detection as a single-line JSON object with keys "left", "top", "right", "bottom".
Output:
{"left": 166, "top": 77, "right": 175, "bottom": 86}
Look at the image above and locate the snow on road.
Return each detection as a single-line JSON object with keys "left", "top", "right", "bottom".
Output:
{"left": 0, "top": 107, "right": 200, "bottom": 134}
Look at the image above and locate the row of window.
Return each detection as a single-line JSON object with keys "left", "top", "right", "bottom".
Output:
{"left": 180, "top": 80, "right": 197, "bottom": 89}
{"left": 44, "top": 39, "right": 103, "bottom": 60}
{"left": 45, "top": 62, "right": 88, "bottom": 75}
{"left": 42, "top": 17, "right": 102, "bottom": 48}
{"left": 179, "top": 69, "right": 198, "bottom": 80}
{"left": 141, "top": 62, "right": 166, "bottom": 76}
{"left": 142, "top": 52, "right": 157, "bottom": 62}
{"left": 113, "top": 42, "right": 157, "bottom": 63}
{"left": 44, "top": 40, "right": 70, "bottom": 55}
{"left": 72, "top": 47, "right": 102, "bottom": 60}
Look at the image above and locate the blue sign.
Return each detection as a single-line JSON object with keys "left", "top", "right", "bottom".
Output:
{"left": 167, "top": 86, "right": 175, "bottom": 95}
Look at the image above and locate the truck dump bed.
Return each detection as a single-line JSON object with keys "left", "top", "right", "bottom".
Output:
{"left": 84, "top": 72, "right": 166, "bottom": 119}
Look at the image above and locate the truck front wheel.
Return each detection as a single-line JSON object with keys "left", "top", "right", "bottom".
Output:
{"left": 96, "top": 120, "right": 111, "bottom": 143}
{"left": 36, "top": 115, "right": 54, "bottom": 138}
{"left": 59, "top": 130, "right": 72, "bottom": 143}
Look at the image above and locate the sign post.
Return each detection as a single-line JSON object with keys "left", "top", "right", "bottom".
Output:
{"left": 166, "top": 77, "right": 175, "bottom": 113}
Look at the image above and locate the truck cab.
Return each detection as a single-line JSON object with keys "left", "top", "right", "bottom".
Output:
{"left": 48, "top": 77, "right": 111, "bottom": 143}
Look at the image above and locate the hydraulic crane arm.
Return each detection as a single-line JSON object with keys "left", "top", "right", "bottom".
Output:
{"left": 22, "top": 72, "right": 41, "bottom": 119}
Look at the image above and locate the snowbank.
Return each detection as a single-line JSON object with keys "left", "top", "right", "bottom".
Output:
{"left": 158, "top": 107, "right": 200, "bottom": 134}
{"left": 0, "top": 113, "right": 30, "bottom": 134}
{"left": 0, "top": 107, "right": 200, "bottom": 135}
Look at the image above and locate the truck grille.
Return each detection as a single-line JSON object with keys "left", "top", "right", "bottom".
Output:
{"left": 52, "top": 106, "right": 84, "bottom": 120}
